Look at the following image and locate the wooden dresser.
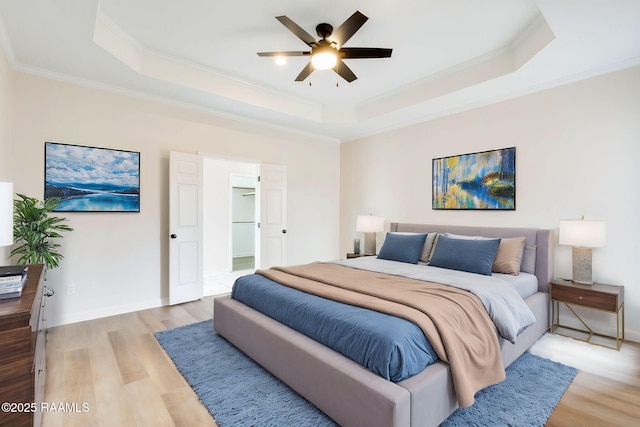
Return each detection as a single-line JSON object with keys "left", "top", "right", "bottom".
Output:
{"left": 0, "top": 264, "right": 46, "bottom": 427}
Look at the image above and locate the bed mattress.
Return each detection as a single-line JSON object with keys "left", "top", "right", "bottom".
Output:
{"left": 232, "top": 273, "right": 438, "bottom": 382}
{"left": 232, "top": 257, "right": 536, "bottom": 386}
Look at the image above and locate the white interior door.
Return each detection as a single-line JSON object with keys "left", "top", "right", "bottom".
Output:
{"left": 258, "top": 163, "right": 287, "bottom": 269}
{"left": 169, "top": 151, "right": 203, "bottom": 305}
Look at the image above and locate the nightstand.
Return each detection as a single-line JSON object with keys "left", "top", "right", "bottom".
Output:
{"left": 346, "top": 253, "right": 373, "bottom": 259}
{"left": 550, "top": 279, "right": 624, "bottom": 350}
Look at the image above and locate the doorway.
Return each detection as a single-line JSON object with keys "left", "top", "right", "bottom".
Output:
{"left": 202, "top": 158, "right": 259, "bottom": 296}
{"left": 231, "top": 175, "right": 257, "bottom": 272}
{"left": 170, "top": 153, "right": 287, "bottom": 303}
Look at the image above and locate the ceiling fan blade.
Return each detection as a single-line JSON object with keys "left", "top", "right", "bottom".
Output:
{"left": 334, "top": 59, "right": 357, "bottom": 82}
{"left": 276, "top": 16, "right": 317, "bottom": 47}
{"left": 257, "top": 51, "right": 310, "bottom": 57}
{"left": 340, "top": 47, "right": 393, "bottom": 59}
{"left": 295, "top": 62, "right": 314, "bottom": 81}
{"left": 331, "top": 11, "right": 368, "bottom": 48}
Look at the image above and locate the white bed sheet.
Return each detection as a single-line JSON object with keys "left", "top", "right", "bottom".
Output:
{"left": 492, "top": 272, "right": 539, "bottom": 299}
{"left": 333, "top": 256, "right": 537, "bottom": 343}
{"left": 339, "top": 256, "right": 538, "bottom": 299}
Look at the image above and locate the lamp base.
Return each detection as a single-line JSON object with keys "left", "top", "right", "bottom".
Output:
{"left": 363, "top": 232, "right": 377, "bottom": 256}
{"left": 572, "top": 246, "right": 593, "bottom": 285}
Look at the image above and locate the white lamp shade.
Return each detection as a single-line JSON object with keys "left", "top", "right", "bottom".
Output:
{"left": 0, "top": 182, "right": 13, "bottom": 246}
{"left": 356, "top": 215, "right": 384, "bottom": 233}
{"left": 559, "top": 219, "right": 606, "bottom": 247}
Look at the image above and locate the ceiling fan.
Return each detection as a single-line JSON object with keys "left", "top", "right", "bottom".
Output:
{"left": 257, "top": 11, "right": 392, "bottom": 83}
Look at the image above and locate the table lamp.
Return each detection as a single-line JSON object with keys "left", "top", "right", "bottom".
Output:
{"left": 559, "top": 217, "right": 606, "bottom": 285}
{"left": 356, "top": 215, "right": 384, "bottom": 256}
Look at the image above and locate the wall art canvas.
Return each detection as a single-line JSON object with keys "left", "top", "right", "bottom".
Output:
{"left": 432, "top": 147, "right": 515, "bottom": 210}
{"left": 45, "top": 142, "right": 140, "bottom": 212}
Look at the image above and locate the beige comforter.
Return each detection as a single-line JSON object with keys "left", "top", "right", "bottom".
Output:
{"left": 257, "top": 262, "right": 506, "bottom": 407}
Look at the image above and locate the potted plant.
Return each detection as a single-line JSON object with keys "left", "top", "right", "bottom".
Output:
{"left": 11, "top": 193, "right": 73, "bottom": 270}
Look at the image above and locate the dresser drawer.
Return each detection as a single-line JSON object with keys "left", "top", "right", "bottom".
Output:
{"left": 0, "top": 265, "right": 46, "bottom": 427}
{"left": 0, "top": 326, "right": 31, "bottom": 380}
{"left": 551, "top": 283, "right": 619, "bottom": 312}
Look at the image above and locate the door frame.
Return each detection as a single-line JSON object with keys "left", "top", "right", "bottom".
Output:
{"left": 196, "top": 154, "right": 287, "bottom": 295}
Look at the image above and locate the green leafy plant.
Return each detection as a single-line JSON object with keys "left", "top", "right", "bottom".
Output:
{"left": 11, "top": 193, "right": 73, "bottom": 270}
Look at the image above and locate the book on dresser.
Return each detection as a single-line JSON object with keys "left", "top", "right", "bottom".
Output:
{"left": 0, "top": 264, "right": 28, "bottom": 278}
{"left": 0, "top": 276, "right": 27, "bottom": 299}
{"left": 0, "top": 265, "right": 28, "bottom": 299}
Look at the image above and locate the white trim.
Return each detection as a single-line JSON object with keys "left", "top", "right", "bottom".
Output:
{"left": 0, "top": 11, "right": 17, "bottom": 67}
{"left": 340, "top": 55, "right": 640, "bottom": 143}
{"left": 9, "top": 63, "right": 339, "bottom": 144}
{"left": 48, "top": 297, "right": 168, "bottom": 327}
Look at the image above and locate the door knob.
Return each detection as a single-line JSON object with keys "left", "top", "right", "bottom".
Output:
{"left": 282, "top": 230, "right": 287, "bottom": 234}
{"left": 170, "top": 234, "right": 177, "bottom": 239}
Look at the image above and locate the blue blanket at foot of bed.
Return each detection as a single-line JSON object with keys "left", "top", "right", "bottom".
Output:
{"left": 231, "top": 273, "right": 438, "bottom": 382}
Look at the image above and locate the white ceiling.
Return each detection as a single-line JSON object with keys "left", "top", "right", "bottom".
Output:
{"left": 0, "top": 0, "right": 639, "bottom": 142}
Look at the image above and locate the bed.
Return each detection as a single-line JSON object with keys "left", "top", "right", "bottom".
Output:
{"left": 213, "top": 223, "right": 553, "bottom": 427}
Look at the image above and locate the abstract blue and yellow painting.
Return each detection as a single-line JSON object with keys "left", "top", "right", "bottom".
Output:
{"left": 45, "top": 142, "right": 140, "bottom": 212}
{"left": 432, "top": 147, "right": 515, "bottom": 210}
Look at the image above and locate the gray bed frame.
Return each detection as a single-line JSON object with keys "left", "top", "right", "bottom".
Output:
{"left": 214, "top": 223, "right": 553, "bottom": 427}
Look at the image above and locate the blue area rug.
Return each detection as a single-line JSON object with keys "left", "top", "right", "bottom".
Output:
{"left": 155, "top": 320, "right": 577, "bottom": 427}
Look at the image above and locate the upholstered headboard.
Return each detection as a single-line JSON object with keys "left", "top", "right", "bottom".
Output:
{"left": 389, "top": 223, "right": 554, "bottom": 292}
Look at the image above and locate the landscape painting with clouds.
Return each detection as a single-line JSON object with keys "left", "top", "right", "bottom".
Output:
{"left": 45, "top": 142, "right": 140, "bottom": 212}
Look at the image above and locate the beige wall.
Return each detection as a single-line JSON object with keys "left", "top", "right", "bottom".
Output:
{"left": 0, "top": 43, "right": 12, "bottom": 261}
{"left": 341, "top": 66, "right": 640, "bottom": 341}
{"left": 10, "top": 72, "right": 340, "bottom": 326}
{"left": 4, "top": 37, "right": 640, "bottom": 341}
{"left": 0, "top": 44, "right": 10, "bottom": 179}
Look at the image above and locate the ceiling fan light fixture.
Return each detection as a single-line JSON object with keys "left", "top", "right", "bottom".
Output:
{"left": 311, "top": 51, "right": 337, "bottom": 70}
{"left": 257, "top": 11, "right": 392, "bottom": 82}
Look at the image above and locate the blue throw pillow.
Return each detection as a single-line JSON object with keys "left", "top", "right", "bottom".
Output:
{"left": 377, "top": 233, "right": 428, "bottom": 264}
{"left": 429, "top": 235, "right": 501, "bottom": 275}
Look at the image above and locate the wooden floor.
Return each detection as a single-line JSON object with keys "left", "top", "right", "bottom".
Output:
{"left": 43, "top": 297, "right": 640, "bottom": 427}
{"left": 43, "top": 297, "right": 218, "bottom": 427}
{"left": 531, "top": 333, "right": 640, "bottom": 426}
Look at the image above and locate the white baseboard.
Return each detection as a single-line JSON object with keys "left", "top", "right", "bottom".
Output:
{"left": 48, "top": 297, "right": 169, "bottom": 327}
{"left": 625, "top": 328, "right": 639, "bottom": 344}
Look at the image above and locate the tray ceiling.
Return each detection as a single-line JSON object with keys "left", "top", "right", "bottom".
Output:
{"left": 1, "top": 0, "right": 639, "bottom": 142}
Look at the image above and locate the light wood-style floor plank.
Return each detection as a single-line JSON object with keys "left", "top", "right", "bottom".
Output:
{"left": 124, "top": 377, "right": 177, "bottom": 427}
{"left": 43, "top": 296, "right": 218, "bottom": 427}
{"left": 62, "top": 348, "right": 97, "bottom": 427}
{"left": 87, "top": 317, "right": 136, "bottom": 427}
{"left": 161, "top": 387, "right": 218, "bottom": 427}
{"left": 108, "top": 330, "right": 149, "bottom": 385}
{"left": 547, "top": 371, "right": 640, "bottom": 426}
{"left": 43, "top": 296, "right": 639, "bottom": 427}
